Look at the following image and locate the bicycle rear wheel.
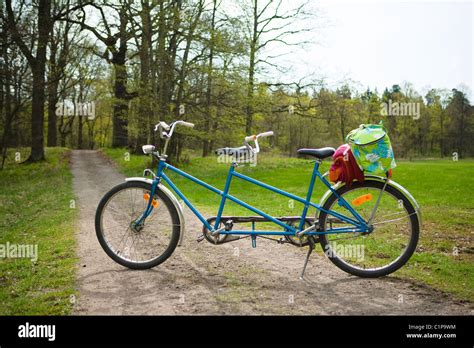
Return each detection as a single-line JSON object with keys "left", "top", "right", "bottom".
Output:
{"left": 95, "top": 181, "right": 181, "bottom": 269}
{"left": 318, "top": 179, "right": 419, "bottom": 278}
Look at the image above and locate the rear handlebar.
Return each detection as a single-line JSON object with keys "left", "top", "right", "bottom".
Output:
{"left": 244, "top": 131, "right": 274, "bottom": 143}
{"left": 244, "top": 131, "right": 274, "bottom": 154}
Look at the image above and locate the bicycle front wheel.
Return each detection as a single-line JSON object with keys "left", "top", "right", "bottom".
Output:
{"left": 95, "top": 181, "right": 181, "bottom": 269}
{"left": 318, "top": 179, "right": 419, "bottom": 278}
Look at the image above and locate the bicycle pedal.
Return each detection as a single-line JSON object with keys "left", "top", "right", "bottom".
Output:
{"left": 196, "top": 234, "right": 205, "bottom": 243}
{"left": 277, "top": 237, "right": 286, "bottom": 244}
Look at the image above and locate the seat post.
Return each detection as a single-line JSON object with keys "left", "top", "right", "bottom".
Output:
{"left": 306, "top": 160, "right": 320, "bottom": 201}
{"left": 298, "top": 160, "right": 321, "bottom": 231}
{"left": 213, "top": 164, "right": 235, "bottom": 229}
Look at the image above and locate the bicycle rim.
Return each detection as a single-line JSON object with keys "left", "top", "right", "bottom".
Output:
{"left": 98, "top": 184, "right": 177, "bottom": 265}
{"left": 319, "top": 181, "right": 418, "bottom": 275}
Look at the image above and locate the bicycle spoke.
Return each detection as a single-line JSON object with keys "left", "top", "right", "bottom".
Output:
{"left": 324, "top": 233, "right": 364, "bottom": 241}
{"left": 372, "top": 212, "right": 417, "bottom": 225}
{"left": 129, "top": 188, "right": 136, "bottom": 221}
{"left": 115, "top": 226, "right": 132, "bottom": 255}
{"left": 102, "top": 224, "right": 129, "bottom": 232}
{"left": 106, "top": 204, "right": 131, "bottom": 221}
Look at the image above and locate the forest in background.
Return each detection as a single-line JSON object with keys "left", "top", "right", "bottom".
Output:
{"left": 0, "top": 0, "right": 473, "bottom": 166}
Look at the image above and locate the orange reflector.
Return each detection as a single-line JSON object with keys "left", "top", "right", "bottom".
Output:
{"left": 352, "top": 193, "right": 373, "bottom": 206}
{"left": 144, "top": 193, "right": 159, "bottom": 208}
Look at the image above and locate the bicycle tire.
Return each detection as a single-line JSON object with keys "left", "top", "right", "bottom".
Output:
{"left": 318, "top": 179, "right": 419, "bottom": 278}
{"left": 95, "top": 181, "right": 181, "bottom": 269}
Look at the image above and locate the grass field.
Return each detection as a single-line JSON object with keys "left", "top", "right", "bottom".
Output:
{"left": 104, "top": 148, "right": 474, "bottom": 301}
{"left": 0, "top": 148, "right": 77, "bottom": 315}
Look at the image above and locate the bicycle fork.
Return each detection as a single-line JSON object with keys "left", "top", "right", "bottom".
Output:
{"left": 132, "top": 178, "right": 160, "bottom": 229}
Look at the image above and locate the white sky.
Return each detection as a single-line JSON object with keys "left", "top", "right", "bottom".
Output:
{"left": 267, "top": 0, "right": 473, "bottom": 101}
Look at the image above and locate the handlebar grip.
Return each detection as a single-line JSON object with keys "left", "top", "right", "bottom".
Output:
{"left": 257, "top": 131, "right": 274, "bottom": 138}
{"left": 154, "top": 121, "right": 170, "bottom": 132}
{"left": 245, "top": 135, "right": 257, "bottom": 142}
{"left": 180, "top": 121, "right": 194, "bottom": 128}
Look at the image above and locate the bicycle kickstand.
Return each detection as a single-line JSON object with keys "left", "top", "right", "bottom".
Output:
{"left": 299, "top": 236, "right": 315, "bottom": 280}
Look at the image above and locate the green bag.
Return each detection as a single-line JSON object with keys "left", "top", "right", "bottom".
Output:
{"left": 345, "top": 123, "right": 396, "bottom": 175}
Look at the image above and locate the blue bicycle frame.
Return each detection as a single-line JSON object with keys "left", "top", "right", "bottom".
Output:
{"left": 138, "top": 159, "right": 369, "bottom": 237}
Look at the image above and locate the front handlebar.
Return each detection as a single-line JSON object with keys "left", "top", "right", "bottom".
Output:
{"left": 154, "top": 120, "right": 195, "bottom": 140}
{"left": 152, "top": 120, "right": 195, "bottom": 156}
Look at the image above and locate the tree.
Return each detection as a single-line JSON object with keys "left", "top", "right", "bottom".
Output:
{"left": 4, "top": 0, "right": 53, "bottom": 161}
{"left": 446, "top": 89, "right": 471, "bottom": 158}
{"left": 67, "top": 1, "right": 138, "bottom": 148}
{"left": 201, "top": 0, "right": 218, "bottom": 157}
{"left": 135, "top": 0, "right": 154, "bottom": 152}
{"left": 4, "top": 0, "right": 91, "bottom": 160}
{"left": 0, "top": 2, "right": 29, "bottom": 168}
{"left": 425, "top": 88, "right": 449, "bottom": 156}
{"left": 47, "top": 8, "right": 78, "bottom": 147}
{"left": 239, "top": 0, "right": 311, "bottom": 134}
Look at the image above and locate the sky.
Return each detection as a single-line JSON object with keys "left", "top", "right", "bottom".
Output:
{"left": 267, "top": 0, "right": 473, "bottom": 101}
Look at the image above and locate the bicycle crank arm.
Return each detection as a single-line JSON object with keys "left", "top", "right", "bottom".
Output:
{"left": 210, "top": 226, "right": 226, "bottom": 237}
{"left": 296, "top": 224, "right": 317, "bottom": 238}
{"left": 196, "top": 228, "right": 222, "bottom": 243}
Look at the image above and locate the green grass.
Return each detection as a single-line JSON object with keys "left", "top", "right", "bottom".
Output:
{"left": 103, "top": 148, "right": 474, "bottom": 302}
{"left": 0, "top": 148, "right": 77, "bottom": 315}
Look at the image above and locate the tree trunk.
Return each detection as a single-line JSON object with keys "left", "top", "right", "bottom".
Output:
{"left": 439, "top": 112, "right": 444, "bottom": 157}
{"left": 47, "top": 37, "right": 57, "bottom": 147}
{"left": 0, "top": 42, "right": 13, "bottom": 168}
{"left": 47, "top": 20, "right": 71, "bottom": 147}
{"left": 87, "top": 121, "right": 95, "bottom": 149}
{"left": 29, "top": 66, "right": 46, "bottom": 161}
{"left": 60, "top": 132, "right": 66, "bottom": 147}
{"left": 112, "top": 63, "right": 130, "bottom": 148}
{"left": 136, "top": 0, "right": 152, "bottom": 153}
{"left": 77, "top": 114, "right": 83, "bottom": 149}
{"left": 47, "top": 68, "right": 59, "bottom": 147}
{"left": 245, "top": 0, "right": 258, "bottom": 135}
{"left": 202, "top": 0, "right": 217, "bottom": 157}
{"left": 29, "top": 0, "right": 52, "bottom": 161}
{"left": 157, "top": 0, "right": 168, "bottom": 119}
{"left": 111, "top": 5, "right": 136, "bottom": 148}
{"left": 173, "top": 0, "right": 202, "bottom": 162}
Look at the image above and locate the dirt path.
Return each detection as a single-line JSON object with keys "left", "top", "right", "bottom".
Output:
{"left": 70, "top": 150, "right": 472, "bottom": 315}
